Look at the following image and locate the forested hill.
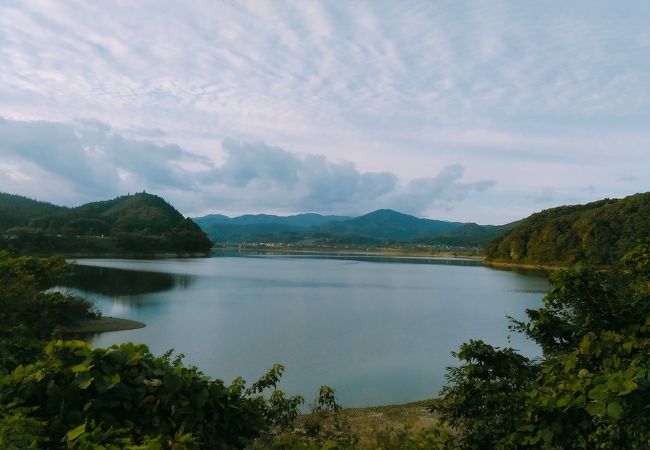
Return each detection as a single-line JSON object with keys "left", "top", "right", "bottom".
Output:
{"left": 486, "top": 192, "right": 650, "bottom": 266}
{"left": 318, "top": 209, "right": 463, "bottom": 240}
{"left": 0, "top": 192, "right": 68, "bottom": 230}
{"left": 0, "top": 192, "right": 211, "bottom": 255}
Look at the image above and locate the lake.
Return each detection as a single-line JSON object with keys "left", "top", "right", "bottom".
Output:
{"left": 61, "top": 255, "right": 549, "bottom": 408}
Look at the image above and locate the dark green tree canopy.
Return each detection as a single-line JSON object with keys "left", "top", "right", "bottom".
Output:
{"left": 486, "top": 192, "right": 650, "bottom": 266}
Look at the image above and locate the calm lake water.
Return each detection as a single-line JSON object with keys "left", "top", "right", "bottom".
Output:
{"left": 61, "top": 255, "right": 549, "bottom": 408}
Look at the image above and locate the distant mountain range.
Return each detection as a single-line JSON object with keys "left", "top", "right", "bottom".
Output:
{"left": 193, "top": 208, "right": 517, "bottom": 247}
{"left": 4, "top": 190, "right": 646, "bottom": 263}
{"left": 0, "top": 192, "right": 211, "bottom": 255}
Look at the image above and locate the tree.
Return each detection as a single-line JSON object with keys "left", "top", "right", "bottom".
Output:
{"left": 0, "top": 252, "right": 97, "bottom": 374}
{"left": 432, "top": 239, "right": 650, "bottom": 449}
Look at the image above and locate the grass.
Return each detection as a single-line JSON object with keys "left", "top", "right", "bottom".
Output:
{"left": 294, "top": 400, "right": 444, "bottom": 448}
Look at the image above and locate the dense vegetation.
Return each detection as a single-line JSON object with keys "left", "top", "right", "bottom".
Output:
{"left": 194, "top": 209, "right": 512, "bottom": 249}
{"left": 0, "top": 192, "right": 212, "bottom": 255}
{"left": 0, "top": 193, "right": 67, "bottom": 230}
{"left": 486, "top": 192, "right": 650, "bottom": 266}
{"left": 432, "top": 239, "right": 650, "bottom": 448}
{"left": 0, "top": 252, "right": 98, "bottom": 372}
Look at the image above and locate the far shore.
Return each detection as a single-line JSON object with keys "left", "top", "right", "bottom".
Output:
{"left": 212, "top": 245, "right": 559, "bottom": 272}
{"left": 61, "top": 316, "right": 145, "bottom": 334}
{"left": 212, "top": 245, "right": 485, "bottom": 260}
{"left": 60, "top": 245, "right": 560, "bottom": 271}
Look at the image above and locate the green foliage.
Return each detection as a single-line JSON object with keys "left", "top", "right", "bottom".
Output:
{"left": 431, "top": 341, "right": 537, "bottom": 449}
{"left": 0, "top": 192, "right": 67, "bottom": 231}
{"left": 432, "top": 240, "right": 650, "bottom": 448}
{"left": 486, "top": 192, "right": 650, "bottom": 266}
{"left": 0, "top": 341, "right": 268, "bottom": 449}
{"left": 0, "top": 405, "right": 46, "bottom": 449}
{"left": 0, "top": 252, "right": 98, "bottom": 373}
{"left": 510, "top": 264, "right": 649, "bottom": 355}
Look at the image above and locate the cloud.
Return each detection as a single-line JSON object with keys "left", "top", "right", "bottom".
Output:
{"left": 209, "top": 139, "right": 300, "bottom": 188}
{"left": 0, "top": 116, "right": 209, "bottom": 202}
{"left": 0, "top": 1, "right": 648, "bottom": 224}
{"left": 197, "top": 138, "right": 493, "bottom": 216}
{"left": 0, "top": 116, "right": 494, "bottom": 218}
{"left": 384, "top": 164, "right": 496, "bottom": 216}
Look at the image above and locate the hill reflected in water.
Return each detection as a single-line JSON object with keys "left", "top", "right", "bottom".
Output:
{"left": 63, "top": 264, "right": 195, "bottom": 296}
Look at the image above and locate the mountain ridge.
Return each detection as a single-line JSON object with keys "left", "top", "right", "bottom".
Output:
{"left": 193, "top": 208, "right": 509, "bottom": 247}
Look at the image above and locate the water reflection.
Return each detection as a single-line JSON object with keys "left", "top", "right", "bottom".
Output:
{"left": 62, "top": 264, "right": 194, "bottom": 296}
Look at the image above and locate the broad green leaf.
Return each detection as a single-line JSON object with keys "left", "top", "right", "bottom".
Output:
{"left": 585, "top": 401, "right": 606, "bottom": 416}
{"left": 607, "top": 401, "right": 624, "bottom": 420}
{"left": 619, "top": 379, "right": 638, "bottom": 396}
{"left": 71, "top": 361, "right": 92, "bottom": 373}
{"left": 78, "top": 376, "right": 94, "bottom": 390}
{"left": 126, "top": 352, "right": 142, "bottom": 366}
{"left": 588, "top": 384, "right": 608, "bottom": 401}
{"left": 66, "top": 423, "right": 86, "bottom": 442}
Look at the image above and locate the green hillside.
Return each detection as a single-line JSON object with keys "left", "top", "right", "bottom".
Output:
{"left": 0, "top": 192, "right": 68, "bottom": 230}
{"left": 418, "top": 221, "right": 520, "bottom": 248}
{"left": 319, "top": 209, "right": 463, "bottom": 240}
{"left": 195, "top": 212, "right": 350, "bottom": 228}
{"left": 486, "top": 192, "right": 650, "bottom": 266}
{"left": 194, "top": 213, "right": 351, "bottom": 243}
{"left": 0, "top": 192, "right": 211, "bottom": 255}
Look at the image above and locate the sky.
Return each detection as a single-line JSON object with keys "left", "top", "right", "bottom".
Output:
{"left": 1, "top": 0, "right": 649, "bottom": 224}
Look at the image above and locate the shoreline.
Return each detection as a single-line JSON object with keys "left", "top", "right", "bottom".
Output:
{"left": 483, "top": 260, "right": 561, "bottom": 272}
{"left": 212, "top": 245, "right": 485, "bottom": 260}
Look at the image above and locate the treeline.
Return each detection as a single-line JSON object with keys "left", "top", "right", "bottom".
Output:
{"left": 486, "top": 192, "right": 650, "bottom": 266}
{"left": 0, "top": 192, "right": 212, "bottom": 255}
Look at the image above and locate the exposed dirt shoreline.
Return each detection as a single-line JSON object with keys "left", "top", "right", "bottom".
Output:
{"left": 214, "top": 246, "right": 484, "bottom": 259}
{"left": 483, "top": 260, "right": 559, "bottom": 271}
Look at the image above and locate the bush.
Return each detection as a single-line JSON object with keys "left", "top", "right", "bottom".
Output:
{"left": 432, "top": 240, "right": 650, "bottom": 449}
{"left": 1, "top": 341, "right": 267, "bottom": 449}
{"left": 0, "top": 252, "right": 97, "bottom": 373}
